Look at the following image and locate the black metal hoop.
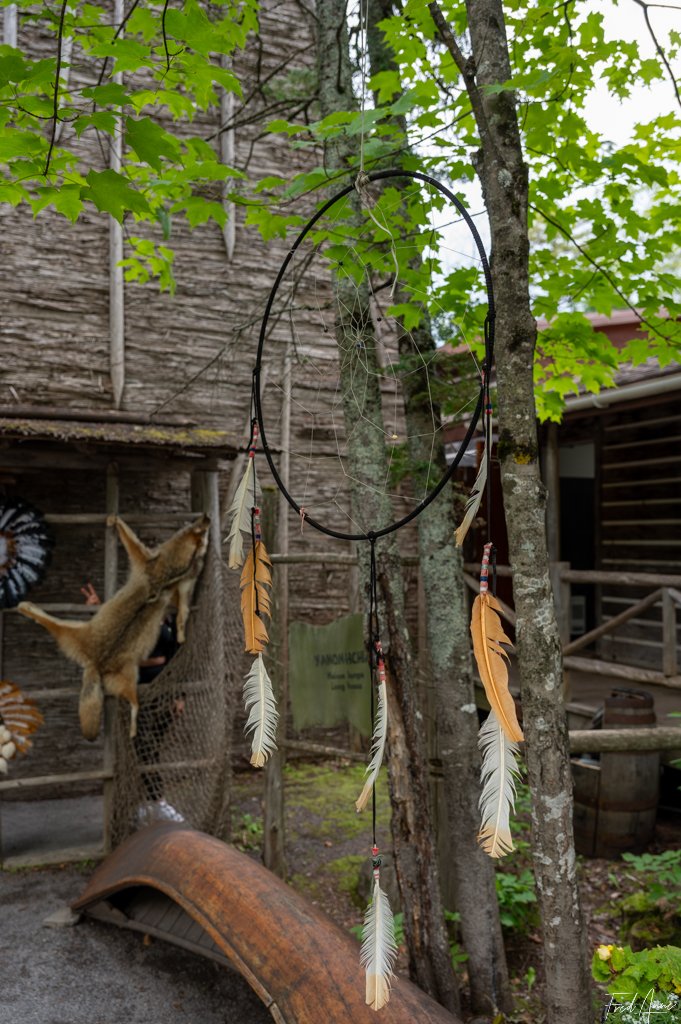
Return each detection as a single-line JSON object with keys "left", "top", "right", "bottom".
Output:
{"left": 254, "top": 168, "right": 495, "bottom": 543}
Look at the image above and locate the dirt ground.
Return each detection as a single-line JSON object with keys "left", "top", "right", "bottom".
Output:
{"left": 3, "top": 761, "right": 680, "bottom": 1024}
{"left": 0, "top": 861, "right": 272, "bottom": 1024}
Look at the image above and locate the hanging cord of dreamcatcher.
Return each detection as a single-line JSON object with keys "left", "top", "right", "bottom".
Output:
{"left": 253, "top": 177, "right": 493, "bottom": 543}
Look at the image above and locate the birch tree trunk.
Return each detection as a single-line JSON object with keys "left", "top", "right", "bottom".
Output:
{"left": 366, "top": 3, "right": 512, "bottom": 1014}
{"left": 315, "top": 0, "right": 459, "bottom": 1011}
{"left": 429, "top": 4, "right": 591, "bottom": 1022}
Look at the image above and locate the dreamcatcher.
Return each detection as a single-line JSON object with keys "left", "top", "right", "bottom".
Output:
{"left": 0, "top": 499, "right": 53, "bottom": 608}
{"left": 0, "top": 681, "right": 44, "bottom": 774}
{"left": 227, "top": 166, "right": 522, "bottom": 1008}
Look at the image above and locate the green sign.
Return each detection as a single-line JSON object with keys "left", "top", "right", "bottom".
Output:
{"left": 288, "top": 613, "right": 371, "bottom": 735}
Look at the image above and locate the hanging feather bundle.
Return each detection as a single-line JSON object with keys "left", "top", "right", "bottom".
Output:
{"left": 454, "top": 445, "right": 487, "bottom": 546}
{"left": 470, "top": 589, "right": 523, "bottom": 744}
{"left": 240, "top": 540, "right": 272, "bottom": 655}
{"left": 243, "top": 653, "right": 278, "bottom": 768}
{"left": 356, "top": 652, "right": 388, "bottom": 813}
{"left": 360, "top": 866, "right": 398, "bottom": 1011}
{"left": 477, "top": 709, "right": 520, "bottom": 858}
{"left": 0, "top": 681, "right": 43, "bottom": 774}
{"left": 226, "top": 457, "right": 260, "bottom": 570}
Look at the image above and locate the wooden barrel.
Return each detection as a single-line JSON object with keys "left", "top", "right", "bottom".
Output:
{"left": 573, "top": 689, "right": 660, "bottom": 858}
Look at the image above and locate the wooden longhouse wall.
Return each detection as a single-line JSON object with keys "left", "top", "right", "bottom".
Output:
{"left": 0, "top": 0, "right": 437, "bottom": 804}
{"left": 596, "top": 394, "right": 681, "bottom": 670}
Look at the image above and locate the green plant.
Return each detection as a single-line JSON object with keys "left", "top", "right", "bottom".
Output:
{"left": 616, "top": 851, "right": 681, "bottom": 949}
{"left": 592, "top": 944, "right": 681, "bottom": 1004}
{"left": 232, "top": 811, "right": 263, "bottom": 851}
{"left": 495, "top": 868, "right": 538, "bottom": 933}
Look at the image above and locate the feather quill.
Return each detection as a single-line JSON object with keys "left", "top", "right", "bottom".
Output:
{"left": 360, "top": 875, "right": 397, "bottom": 1011}
{"left": 355, "top": 678, "right": 387, "bottom": 813}
{"left": 478, "top": 710, "right": 520, "bottom": 858}
{"left": 243, "top": 654, "right": 278, "bottom": 768}
{"left": 226, "top": 459, "right": 259, "bottom": 570}
{"left": 0, "top": 681, "right": 43, "bottom": 754}
{"left": 240, "top": 540, "right": 272, "bottom": 654}
{"left": 471, "top": 592, "right": 523, "bottom": 743}
{"left": 455, "top": 444, "right": 487, "bottom": 546}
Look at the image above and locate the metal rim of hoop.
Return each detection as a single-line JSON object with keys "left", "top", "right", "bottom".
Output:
{"left": 254, "top": 168, "right": 495, "bottom": 544}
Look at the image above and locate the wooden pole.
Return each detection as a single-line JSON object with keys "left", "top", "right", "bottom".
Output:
{"left": 568, "top": 726, "right": 681, "bottom": 754}
{"left": 102, "top": 463, "right": 120, "bottom": 852}
{"left": 563, "top": 655, "right": 681, "bottom": 689}
{"left": 662, "top": 588, "right": 678, "bottom": 678}
{"left": 191, "top": 467, "right": 231, "bottom": 840}
{"left": 3, "top": 4, "right": 16, "bottom": 46}
{"left": 276, "top": 345, "right": 291, "bottom": 768}
{"left": 564, "top": 588, "right": 663, "bottom": 656}
{"left": 262, "top": 486, "right": 286, "bottom": 878}
{"left": 109, "top": 0, "right": 125, "bottom": 409}
{"left": 219, "top": 57, "right": 236, "bottom": 262}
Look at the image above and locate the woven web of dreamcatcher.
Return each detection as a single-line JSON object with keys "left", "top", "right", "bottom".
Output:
{"left": 255, "top": 171, "right": 491, "bottom": 540}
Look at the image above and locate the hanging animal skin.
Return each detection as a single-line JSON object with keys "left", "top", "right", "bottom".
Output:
{"left": 0, "top": 681, "right": 44, "bottom": 774}
{"left": 0, "top": 500, "right": 53, "bottom": 608}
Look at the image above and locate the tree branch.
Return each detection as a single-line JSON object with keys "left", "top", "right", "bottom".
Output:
{"left": 532, "top": 201, "right": 678, "bottom": 343}
{"left": 44, "top": 0, "right": 69, "bottom": 176}
{"left": 95, "top": 0, "right": 143, "bottom": 88}
{"left": 428, "top": 2, "right": 496, "bottom": 164}
{"left": 631, "top": 0, "right": 681, "bottom": 111}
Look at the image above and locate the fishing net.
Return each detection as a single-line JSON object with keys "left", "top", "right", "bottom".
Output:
{"left": 109, "top": 526, "right": 242, "bottom": 847}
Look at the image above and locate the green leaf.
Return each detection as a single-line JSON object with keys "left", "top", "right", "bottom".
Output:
{"left": 82, "top": 169, "right": 150, "bottom": 221}
{"left": 125, "top": 116, "right": 180, "bottom": 171}
{"left": 80, "top": 82, "right": 129, "bottom": 105}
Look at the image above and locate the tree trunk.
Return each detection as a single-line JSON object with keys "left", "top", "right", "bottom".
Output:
{"left": 315, "top": 0, "right": 459, "bottom": 1011}
{"left": 364, "top": 3, "right": 512, "bottom": 1014}
{"left": 429, "top": 4, "right": 591, "bottom": 1021}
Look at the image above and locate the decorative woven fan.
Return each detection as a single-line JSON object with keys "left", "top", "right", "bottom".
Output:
{"left": 0, "top": 499, "right": 53, "bottom": 608}
{"left": 0, "top": 681, "right": 44, "bottom": 774}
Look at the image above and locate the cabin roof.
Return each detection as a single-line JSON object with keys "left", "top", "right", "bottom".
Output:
{"left": 0, "top": 415, "right": 240, "bottom": 459}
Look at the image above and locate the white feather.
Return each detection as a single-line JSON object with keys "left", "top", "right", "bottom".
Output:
{"left": 454, "top": 442, "right": 487, "bottom": 546}
{"left": 243, "top": 654, "right": 278, "bottom": 768}
{"left": 477, "top": 710, "right": 520, "bottom": 859}
{"left": 226, "top": 459, "right": 258, "bottom": 570}
{"left": 355, "top": 680, "right": 387, "bottom": 813}
{"left": 360, "top": 876, "right": 397, "bottom": 1011}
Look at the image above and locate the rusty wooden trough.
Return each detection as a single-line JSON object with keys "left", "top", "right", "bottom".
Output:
{"left": 72, "top": 822, "right": 461, "bottom": 1024}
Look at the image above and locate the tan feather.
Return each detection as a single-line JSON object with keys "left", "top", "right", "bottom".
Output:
{"left": 240, "top": 541, "right": 272, "bottom": 655}
{"left": 0, "top": 681, "right": 44, "bottom": 755}
{"left": 471, "top": 593, "right": 523, "bottom": 743}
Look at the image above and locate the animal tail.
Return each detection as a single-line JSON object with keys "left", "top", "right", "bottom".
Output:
{"left": 79, "top": 671, "right": 104, "bottom": 742}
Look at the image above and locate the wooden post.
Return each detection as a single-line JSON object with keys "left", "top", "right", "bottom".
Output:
{"left": 3, "top": 4, "right": 17, "bottom": 46}
{"left": 662, "top": 588, "right": 678, "bottom": 678}
{"left": 220, "top": 56, "right": 236, "bottom": 262}
{"left": 191, "top": 465, "right": 230, "bottom": 837}
{"left": 262, "top": 486, "right": 286, "bottom": 878}
{"left": 347, "top": 556, "right": 363, "bottom": 752}
{"left": 102, "top": 463, "right": 120, "bottom": 852}
{"left": 276, "top": 344, "right": 291, "bottom": 768}
{"left": 109, "top": 0, "right": 125, "bottom": 408}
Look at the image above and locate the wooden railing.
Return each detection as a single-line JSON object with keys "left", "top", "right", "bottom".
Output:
{"left": 464, "top": 562, "right": 681, "bottom": 691}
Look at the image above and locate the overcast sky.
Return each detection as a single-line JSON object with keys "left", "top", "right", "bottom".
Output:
{"left": 590, "top": 0, "right": 680, "bottom": 145}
